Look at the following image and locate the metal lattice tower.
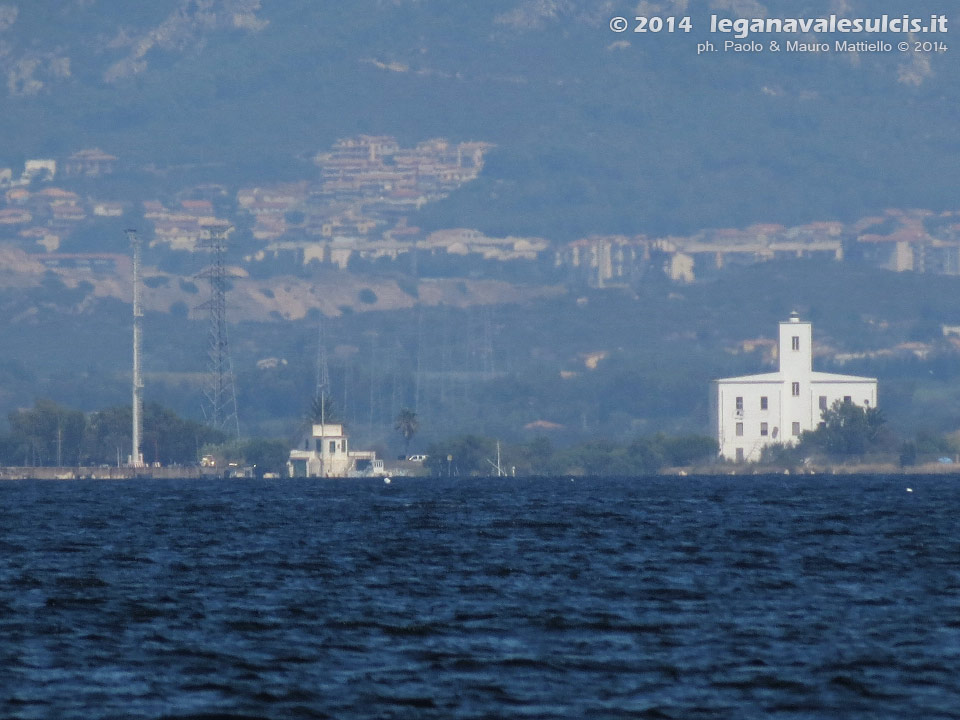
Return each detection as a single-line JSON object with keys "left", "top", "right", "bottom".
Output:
{"left": 127, "top": 228, "right": 145, "bottom": 467}
{"left": 315, "top": 318, "right": 331, "bottom": 421}
{"left": 480, "top": 306, "right": 496, "bottom": 376}
{"left": 196, "top": 226, "right": 240, "bottom": 437}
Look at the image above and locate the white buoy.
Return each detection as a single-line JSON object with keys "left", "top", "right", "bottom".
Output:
{"left": 384, "top": 477, "right": 392, "bottom": 484}
{"left": 906, "top": 487, "right": 913, "bottom": 493}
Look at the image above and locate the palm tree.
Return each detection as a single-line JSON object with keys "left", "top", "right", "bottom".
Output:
{"left": 309, "top": 393, "right": 338, "bottom": 425}
{"left": 394, "top": 408, "right": 419, "bottom": 457}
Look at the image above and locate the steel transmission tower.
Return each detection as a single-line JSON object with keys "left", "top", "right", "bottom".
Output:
{"left": 196, "top": 226, "right": 240, "bottom": 437}
{"left": 315, "top": 318, "right": 331, "bottom": 421}
{"left": 127, "top": 229, "right": 144, "bottom": 467}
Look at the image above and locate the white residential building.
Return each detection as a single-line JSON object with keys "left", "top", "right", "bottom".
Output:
{"left": 711, "top": 313, "right": 877, "bottom": 462}
{"left": 287, "top": 423, "right": 385, "bottom": 477}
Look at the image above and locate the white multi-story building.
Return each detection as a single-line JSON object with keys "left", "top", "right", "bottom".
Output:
{"left": 287, "top": 423, "right": 385, "bottom": 477}
{"left": 711, "top": 313, "right": 877, "bottom": 462}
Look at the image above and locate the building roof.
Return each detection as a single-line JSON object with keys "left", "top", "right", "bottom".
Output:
{"left": 713, "top": 370, "right": 877, "bottom": 384}
{"left": 809, "top": 371, "right": 878, "bottom": 383}
{"left": 712, "top": 371, "right": 782, "bottom": 384}
{"left": 68, "top": 148, "right": 118, "bottom": 161}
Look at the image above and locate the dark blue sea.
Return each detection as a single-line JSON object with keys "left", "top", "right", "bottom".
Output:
{"left": 1, "top": 475, "right": 959, "bottom": 719}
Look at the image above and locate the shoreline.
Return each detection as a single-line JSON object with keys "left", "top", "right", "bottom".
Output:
{"left": 666, "top": 461, "right": 959, "bottom": 476}
{"left": 1, "top": 463, "right": 958, "bottom": 480}
{"left": 0, "top": 466, "right": 220, "bottom": 481}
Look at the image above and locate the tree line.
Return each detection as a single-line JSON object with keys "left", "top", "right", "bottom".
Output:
{"left": 1, "top": 399, "right": 226, "bottom": 468}
{"left": 0, "top": 399, "right": 294, "bottom": 476}
{"left": 423, "top": 434, "right": 719, "bottom": 477}
{"left": 422, "top": 400, "right": 960, "bottom": 476}
{"left": 761, "top": 399, "right": 957, "bottom": 469}
{"left": 4, "top": 396, "right": 955, "bottom": 477}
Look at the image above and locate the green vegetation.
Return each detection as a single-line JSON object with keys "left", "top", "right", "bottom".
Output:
{"left": 802, "top": 400, "right": 890, "bottom": 459}
{"left": 238, "top": 438, "right": 290, "bottom": 478}
{"left": 898, "top": 431, "right": 957, "bottom": 468}
{"left": 424, "top": 434, "right": 718, "bottom": 477}
{"left": 0, "top": 399, "right": 226, "bottom": 466}
{"left": 3, "top": 399, "right": 86, "bottom": 467}
{"left": 761, "top": 400, "right": 892, "bottom": 466}
{"left": 3, "top": 392, "right": 958, "bottom": 476}
{"left": 394, "top": 408, "right": 418, "bottom": 457}
{"left": 206, "top": 437, "right": 290, "bottom": 478}
{"left": 758, "top": 399, "right": 960, "bottom": 470}
{"left": 5, "top": 257, "right": 960, "bottom": 458}
{"left": 308, "top": 393, "right": 339, "bottom": 424}
{"left": 143, "top": 276, "right": 168, "bottom": 289}
{"left": 0, "top": 398, "right": 292, "bottom": 475}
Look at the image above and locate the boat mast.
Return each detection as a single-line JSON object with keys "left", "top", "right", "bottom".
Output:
{"left": 486, "top": 441, "right": 505, "bottom": 477}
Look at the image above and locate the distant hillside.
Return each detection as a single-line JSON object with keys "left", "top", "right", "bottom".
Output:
{"left": 0, "top": 0, "right": 957, "bottom": 239}
{"left": 3, "top": 254, "right": 960, "bottom": 447}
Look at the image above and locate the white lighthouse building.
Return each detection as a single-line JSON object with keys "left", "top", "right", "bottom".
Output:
{"left": 711, "top": 313, "right": 877, "bottom": 462}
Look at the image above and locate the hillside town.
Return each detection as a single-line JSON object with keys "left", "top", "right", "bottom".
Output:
{"left": 3, "top": 136, "right": 960, "bottom": 291}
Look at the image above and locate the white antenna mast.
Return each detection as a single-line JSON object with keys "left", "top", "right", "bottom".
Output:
{"left": 127, "top": 228, "right": 144, "bottom": 467}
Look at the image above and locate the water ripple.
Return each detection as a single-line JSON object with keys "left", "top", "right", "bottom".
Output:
{"left": 1, "top": 475, "right": 959, "bottom": 718}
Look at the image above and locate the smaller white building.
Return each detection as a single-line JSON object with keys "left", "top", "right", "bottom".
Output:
{"left": 22, "top": 159, "right": 56, "bottom": 183}
{"left": 711, "top": 313, "right": 877, "bottom": 462}
{"left": 287, "top": 423, "right": 385, "bottom": 477}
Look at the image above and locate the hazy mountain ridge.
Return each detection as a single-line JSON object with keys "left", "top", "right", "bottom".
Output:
{"left": 2, "top": 1, "right": 950, "bottom": 98}
{"left": 0, "top": 0, "right": 268, "bottom": 95}
{"left": 0, "top": 0, "right": 956, "bottom": 236}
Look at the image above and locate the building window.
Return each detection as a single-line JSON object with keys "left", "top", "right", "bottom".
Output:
{"left": 735, "top": 396, "right": 743, "bottom": 412}
{"left": 760, "top": 396, "right": 768, "bottom": 410}
{"left": 736, "top": 448, "right": 744, "bottom": 462}
{"left": 792, "top": 382, "right": 800, "bottom": 397}
{"left": 736, "top": 422, "right": 744, "bottom": 437}
{"left": 819, "top": 395, "right": 827, "bottom": 411}
{"left": 329, "top": 440, "right": 337, "bottom": 454}
{"left": 792, "top": 336, "right": 800, "bottom": 351}
{"left": 760, "top": 422, "right": 768, "bottom": 436}
{"left": 844, "top": 395, "right": 852, "bottom": 404}
{"left": 792, "top": 422, "right": 801, "bottom": 436}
